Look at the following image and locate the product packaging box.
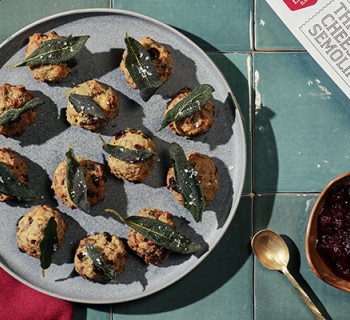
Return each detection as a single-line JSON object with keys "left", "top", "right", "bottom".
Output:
{"left": 266, "top": 0, "right": 350, "bottom": 99}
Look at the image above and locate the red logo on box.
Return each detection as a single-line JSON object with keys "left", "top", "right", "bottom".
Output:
{"left": 283, "top": 0, "right": 318, "bottom": 11}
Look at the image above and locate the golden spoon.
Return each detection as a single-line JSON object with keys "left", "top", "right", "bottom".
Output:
{"left": 251, "top": 229, "right": 326, "bottom": 320}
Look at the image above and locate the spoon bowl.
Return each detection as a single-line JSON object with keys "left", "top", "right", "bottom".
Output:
{"left": 251, "top": 229, "right": 290, "bottom": 271}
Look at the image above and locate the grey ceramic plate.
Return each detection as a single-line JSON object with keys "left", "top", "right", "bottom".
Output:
{"left": 0, "top": 9, "right": 246, "bottom": 303}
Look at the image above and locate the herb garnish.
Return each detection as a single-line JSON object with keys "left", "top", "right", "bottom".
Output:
{"left": 39, "top": 217, "right": 58, "bottom": 277}
{"left": 0, "top": 97, "right": 44, "bottom": 126}
{"left": 65, "top": 147, "right": 90, "bottom": 213}
{"left": 169, "top": 143, "right": 205, "bottom": 222}
{"left": 158, "top": 84, "right": 215, "bottom": 131}
{"left": 0, "top": 162, "right": 37, "bottom": 201}
{"left": 69, "top": 93, "right": 108, "bottom": 120}
{"left": 99, "top": 134, "right": 155, "bottom": 163}
{"left": 86, "top": 243, "right": 118, "bottom": 282}
{"left": 124, "top": 33, "right": 162, "bottom": 101}
{"left": 106, "top": 209, "right": 201, "bottom": 254}
{"left": 9, "top": 35, "right": 89, "bottom": 68}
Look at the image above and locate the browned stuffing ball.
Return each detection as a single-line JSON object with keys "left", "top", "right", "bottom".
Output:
{"left": 120, "top": 36, "right": 173, "bottom": 89}
{"left": 127, "top": 208, "right": 176, "bottom": 265}
{"left": 25, "top": 31, "right": 72, "bottom": 82}
{"left": 66, "top": 80, "right": 120, "bottom": 131}
{"left": 51, "top": 157, "right": 106, "bottom": 209}
{"left": 166, "top": 152, "right": 218, "bottom": 206}
{"left": 107, "top": 129, "right": 157, "bottom": 182}
{"left": 0, "top": 147, "right": 28, "bottom": 201}
{"left": 165, "top": 88, "right": 215, "bottom": 138}
{"left": 0, "top": 83, "right": 36, "bottom": 137}
{"left": 74, "top": 232, "right": 127, "bottom": 283}
{"left": 17, "top": 205, "right": 68, "bottom": 259}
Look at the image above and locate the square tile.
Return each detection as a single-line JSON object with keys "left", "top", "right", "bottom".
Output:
{"left": 0, "top": 0, "right": 110, "bottom": 44}
{"left": 208, "top": 53, "right": 252, "bottom": 194}
{"left": 253, "top": 52, "right": 350, "bottom": 193}
{"left": 74, "top": 305, "right": 110, "bottom": 320}
{"left": 112, "top": 196, "right": 253, "bottom": 320}
{"left": 255, "top": 0, "right": 303, "bottom": 50}
{"left": 254, "top": 194, "right": 350, "bottom": 320}
{"left": 113, "top": 0, "right": 252, "bottom": 52}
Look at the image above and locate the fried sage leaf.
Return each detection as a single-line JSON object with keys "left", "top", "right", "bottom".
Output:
{"left": 39, "top": 217, "right": 58, "bottom": 276}
{"left": 99, "top": 134, "right": 155, "bottom": 163}
{"left": 0, "top": 97, "right": 44, "bottom": 126}
{"left": 169, "top": 143, "right": 205, "bottom": 222}
{"left": 106, "top": 209, "right": 202, "bottom": 254}
{"left": 158, "top": 84, "right": 215, "bottom": 131}
{"left": 0, "top": 162, "right": 37, "bottom": 201}
{"left": 69, "top": 94, "right": 108, "bottom": 120}
{"left": 65, "top": 147, "right": 90, "bottom": 213}
{"left": 124, "top": 34, "right": 162, "bottom": 101}
{"left": 86, "top": 243, "right": 117, "bottom": 282}
{"left": 10, "top": 35, "right": 90, "bottom": 67}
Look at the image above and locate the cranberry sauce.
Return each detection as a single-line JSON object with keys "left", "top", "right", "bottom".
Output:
{"left": 317, "top": 183, "right": 350, "bottom": 279}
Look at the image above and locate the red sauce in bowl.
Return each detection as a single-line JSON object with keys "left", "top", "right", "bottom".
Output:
{"left": 317, "top": 184, "right": 350, "bottom": 279}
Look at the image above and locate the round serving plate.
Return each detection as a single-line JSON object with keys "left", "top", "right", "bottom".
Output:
{"left": 0, "top": 9, "right": 246, "bottom": 303}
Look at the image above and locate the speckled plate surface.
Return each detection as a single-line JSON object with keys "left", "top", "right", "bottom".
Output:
{"left": 0, "top": 9, "right": 246, "bottom": 303}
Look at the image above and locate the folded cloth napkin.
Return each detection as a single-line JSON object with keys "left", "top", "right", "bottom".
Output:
{"left": 0, "top": 267, "right": 74, "bottom": 320}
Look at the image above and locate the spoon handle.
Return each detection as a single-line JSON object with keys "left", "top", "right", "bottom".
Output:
{"left": 283, "top": 268, "right": 326, "bottom": 320}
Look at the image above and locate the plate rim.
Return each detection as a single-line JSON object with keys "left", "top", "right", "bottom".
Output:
{"left": 0, "top": 8, "right": 247, "bottom": 304}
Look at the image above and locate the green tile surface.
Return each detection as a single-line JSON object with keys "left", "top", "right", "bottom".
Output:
{"left": 253, "top": 52, "right": 350, "bottom": 193}
{"left": 113, "top": 196, "right": 253, "bottom": 320}
{"left": 74, "top": 305, "right": 110, "bottom": 320}
{"left": 0, "top": 0, "right": 110, "bottom": 44}
{"left": 255, "top": 0, "right": 302, "bottom": 50}
{"left": 112, "top": 0, "right": 252, "bottom": 52}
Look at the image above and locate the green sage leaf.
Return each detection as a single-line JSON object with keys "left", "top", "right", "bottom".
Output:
{"left": 65, "top": 147, "right": 90, "bottom": 213}
{"left": 69, "top": 93, "right": 108, "bottom": 120}
{"left": 0, "top": 162, "right": 37, "bottom": 201}
{"left": 106, "top": 209, "right": 202, "bottom": 254}
{"left": 169, "top": 143, "right": 205, "bottom": 222}
{"left": 158, "top": 84, "right": 215, "bottom": 131}
{"left": 86, "top": 243, "right": 117, "bottom": 282}
{"left": 39, "top": 217, "right": 58, "bottom": 276}
{"left": 10, "top": 35, "right": 90, "bottom": 67}
{"left": 124, "top": 34, "right": 162, "bottom": 101}
{"left": 0, "top": 97, "right": 44, "bottom": 126}
{"left": 99, "top": 134, "right": 155, "bottom": 163}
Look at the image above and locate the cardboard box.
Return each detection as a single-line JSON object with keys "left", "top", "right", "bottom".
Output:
{"left": 266, "top": 0, "right": 350, "bottom": 99}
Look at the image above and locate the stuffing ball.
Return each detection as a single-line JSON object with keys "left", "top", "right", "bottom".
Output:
{"left": 74, "top": 232, "right": 127, "bottom": 283}
{"left": 165, "top": 88, "right": 215, "bottom": 137}
{"left": 0, "top": 147, "right": 28, "bottom": 201}
{"left": 66, "top": 79, "right": 120, "bottom": 131}
{"left": 51, "top": 157, "right": 106, "bottom": 209}
{"left": 166, "top": 152, "right": 218, "bottom": 206}
{"left": 127, "top": 208, "right": 176, "bottom": 265}
{"left": 0, "top": 83, "right": 36, "bottom": 137}
{"left": 107, "top": 129, "right": 157, "bottom": 182}
{"left": 120, "top": 36, "right": 173, "bottom": 88}
{"left": 25, "top": 31, "right": 72, "bottom": 82}
{"left": 17, "top": 205, "right": 68, "bottom": 259}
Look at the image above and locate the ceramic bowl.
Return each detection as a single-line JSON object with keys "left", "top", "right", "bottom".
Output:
{"left": 306, "top": 172, "right": 350, "bottom": 292}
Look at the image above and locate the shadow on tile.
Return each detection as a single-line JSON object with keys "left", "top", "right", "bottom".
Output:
{"left": 253, "top": 105, "right": 278, "bottom": 231}
{"left": 282, "top": 234, "right": 332, "bottom": 320}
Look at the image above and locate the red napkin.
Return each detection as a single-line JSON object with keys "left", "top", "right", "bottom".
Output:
{"left": 0, "top": 267, "right": 74, "bottom": 320}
